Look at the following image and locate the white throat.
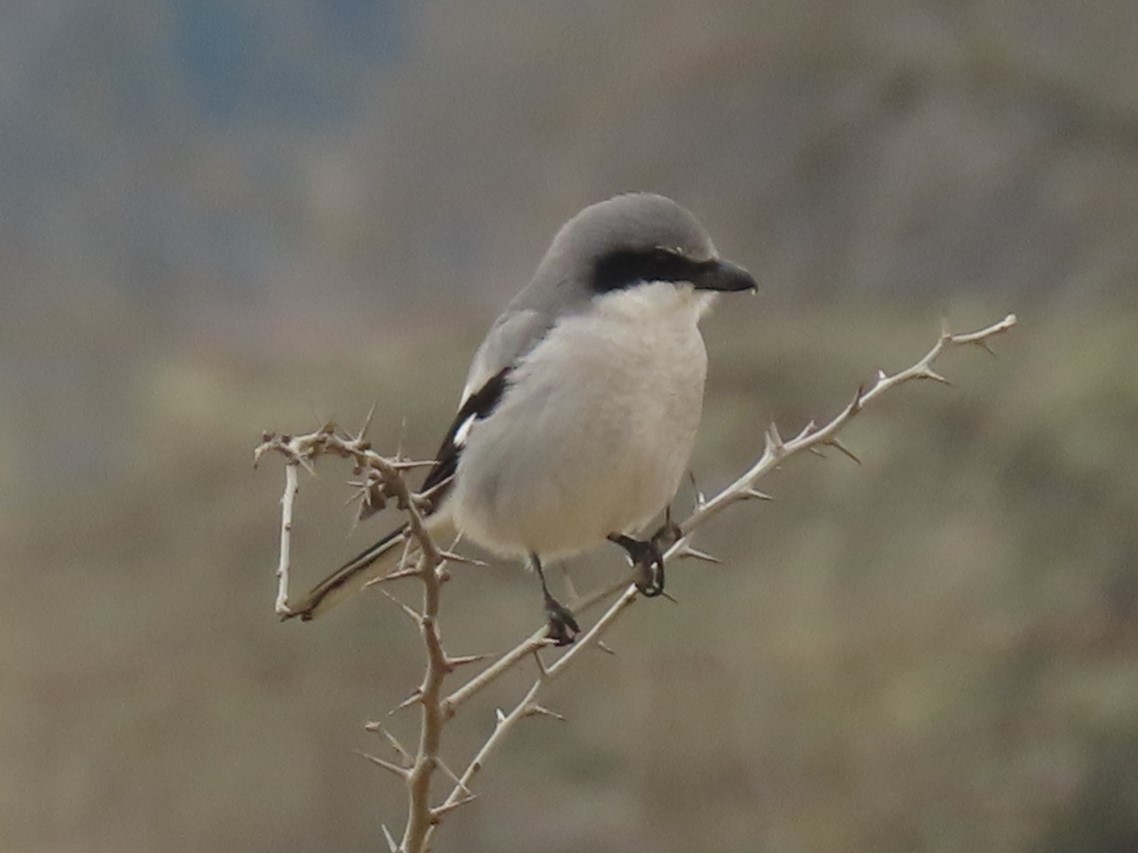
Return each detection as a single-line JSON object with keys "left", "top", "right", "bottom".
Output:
{"left": 592, "top": 281, "right": 716, "bottom": 324}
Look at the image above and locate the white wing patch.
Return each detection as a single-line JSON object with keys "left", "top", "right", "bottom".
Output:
{"left": 453, "top": 412, "right": 478, "bottom": 447}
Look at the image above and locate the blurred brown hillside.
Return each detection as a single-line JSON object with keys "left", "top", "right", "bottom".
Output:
{"left": 3, "top": 2, "right": 1138, "bottom": 852}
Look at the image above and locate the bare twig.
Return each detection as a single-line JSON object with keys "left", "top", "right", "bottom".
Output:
{"left": 253, "top": 421, "right": 453, "bottom": 852}
{"left": 666, "top": 313, "right": 1018, "bottom": 552}
{"left": 440, "top": 577, "right": 629, "bottom": 715}
{"left": 275, "top": 462, "right": 299, "bottom": 616}
{"left": 256, "top": 313, "right": 1016, "bottom": 853}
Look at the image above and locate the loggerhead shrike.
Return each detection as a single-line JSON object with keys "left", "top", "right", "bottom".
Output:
{"left": 288, "top": 193, "right": 756, "bottom": 643}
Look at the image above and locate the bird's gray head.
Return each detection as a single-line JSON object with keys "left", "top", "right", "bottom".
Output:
{"left": 532, "top": 193, "right": 756, "bottom": 301}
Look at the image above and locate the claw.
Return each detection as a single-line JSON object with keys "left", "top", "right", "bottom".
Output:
{"left": 635, "top": 559, "right": 665, "bottom": 597}
{"left": 608, "top": 533, "right": 667, "bottom": 598}
{"left": 544, "top": 598, "right": 580, "bottom": 646}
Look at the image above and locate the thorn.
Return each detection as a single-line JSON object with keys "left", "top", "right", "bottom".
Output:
{"left": 395, "top": 416, "right": 409, "bottom": 462}
{"left": 795, "top": 420, "right": 817, "bottom": 442}
{"left": 364, "top": 721, "right": 413, "bottom": 763}
{"left": 848, "top": 384, "right": 865, "bottom": 415}
{"left": 431, "top": 793, "right": 478, "bottom": 822}
{"left": 495, "top": 708, "right": 507, "bottom": 724}
{"left": 344, "top": 479, "right": 367, "bottom": 503}
{"left": 391, "top": 688, "right": 423, "bottom": 713}
{"left": 808, "top": 446, "right": 826, "bottom": 458}
{"left": 524, "top": 703, "right": 566, "bottom": 722}
{"left": 766, "top": 422, "right": 785, "bottom": 453}
{"left": 678, "top": 545, "right": 722, "bottom": 564}
{"left": 661, "top": 590, "right": 679, "bottom": 604}
{"left": 381, "top": 823, "right": 399, "bottom": 853}
{"left": 364, "top": 566, "right": 419, "bottom": 588}
{"left": 355, "top": 750, "right": 410, "bottom": 780}
{"left": 392, "top": 458, "right": 438, "bottom": 471}
{"left": 436, "top": 757, "right": 472, "bottom": 794}
{"left": 973, "top": 338, "right": 998, "bottom": 357}
{"left": 297, "top": 455, "right": 318, "bottom": 478}
{"left": 437, "top": 550, "right": 488, "bottom": 567}
{"left": 379, "top": 589, "right": 423, "bottom": 624}
{"left": 595, "top": 640, "right": 617, "bottom": 655}
{"left": 827, "top": 438, "right": 862, "bottom": 465}
{"left": 357, "top": 400, "right": 379, "bottom": 442}
{"left": 940, "top": 317, "right": 952, "bottom": 340}
{"left": 398, "top": 536, "right": 415, "bottom": 572}
{"left": 416, "top": 475, "right": 454, "bottom": 506}
{"left": 920, "top": 367, "right": 953, "bottom": 386}
{"left": 743, "top": 487, "right": 774, "bottom": 502}
{"left": 688, "top": 470, "right": 707, "bottom": 509}
{"left": 877, "top": 368, "right": 888, "bottom": 383}
{"left": 444, "top": 652, "right": 494, "bottom": 670}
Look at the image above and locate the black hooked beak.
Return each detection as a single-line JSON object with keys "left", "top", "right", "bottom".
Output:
{"left": 692, "top": 258, "right": 758, "bottom": 293}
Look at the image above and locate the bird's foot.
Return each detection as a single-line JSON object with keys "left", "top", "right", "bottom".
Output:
{"left": 608, "top": 533, "right": 666, "bottom": 597}
{"left": 543, "top": 595, "right": 580, "bottom": 646}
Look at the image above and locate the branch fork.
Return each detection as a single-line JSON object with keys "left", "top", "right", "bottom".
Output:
{"left": 256, "top": 313, "right": 1016, "bottom": 852}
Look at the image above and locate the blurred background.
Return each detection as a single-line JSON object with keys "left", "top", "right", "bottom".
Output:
{"left": 4, "top": 1, "right": 1138, "bottom": 851}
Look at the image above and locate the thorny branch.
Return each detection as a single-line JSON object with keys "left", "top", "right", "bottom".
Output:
{"left": 254, "top": 313, "right": 1016, "bottom": 852}
{"left": 253, "top": 423, "right": 449, "bottom": 852}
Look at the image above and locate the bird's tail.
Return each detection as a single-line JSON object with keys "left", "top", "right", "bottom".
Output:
{"left": 286, "top": 514, "right": 455, "bottom": 620}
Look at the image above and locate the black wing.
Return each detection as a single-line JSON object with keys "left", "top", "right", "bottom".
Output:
{"left": 419, "top": 367, "right": 511, "bottom": 503}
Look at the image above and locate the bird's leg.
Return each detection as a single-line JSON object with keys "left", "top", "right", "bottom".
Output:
{"left": 609, "top": 507, "right": 682, "bottom": 597}
{"left": 531, "top": 552, "right": 579, "bottom": 646}
{"left": 653, "top": 504, "right": 683, "bottom": 553}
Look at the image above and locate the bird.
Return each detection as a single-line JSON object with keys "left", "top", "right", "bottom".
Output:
{"left": 287, "top": 193, "right": 756, "bottom": 643}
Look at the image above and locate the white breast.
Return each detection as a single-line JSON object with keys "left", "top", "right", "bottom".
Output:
{"left": 447, "top": 283, "right": 711, "bottom": 560}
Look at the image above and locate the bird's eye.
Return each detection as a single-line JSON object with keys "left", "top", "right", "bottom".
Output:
{"left": 593, "top": 246, "right": 698, "bottom": 292}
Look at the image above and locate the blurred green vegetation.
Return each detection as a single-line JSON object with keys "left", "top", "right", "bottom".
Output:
{"left": 5, "top": 0, "right": 1138, "bottom": 850}
{"left": 5, "top": 298, "right": 1137, "bottom": 852}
